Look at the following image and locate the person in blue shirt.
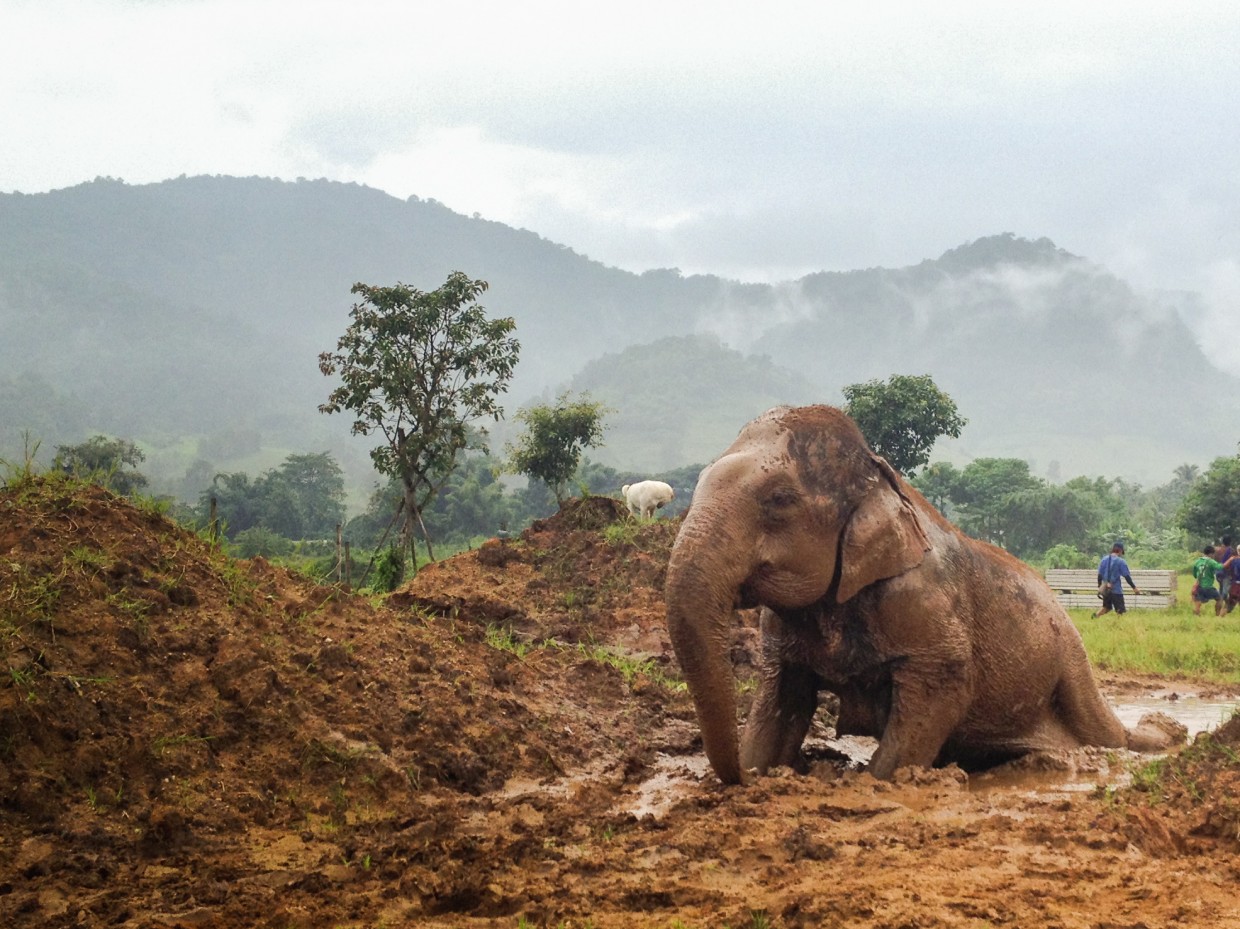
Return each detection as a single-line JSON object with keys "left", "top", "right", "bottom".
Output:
{"left": 1227, "top": 552, "right": 1240, "bottom": 615}
{"left": 1092, "top": 541, "right": 1139, "bottom": 618}
{"left": 1216, "top": 535, "right": 1235, "bottom": 604}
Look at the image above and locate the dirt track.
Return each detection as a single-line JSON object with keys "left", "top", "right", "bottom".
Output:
{"left": 3, "top": 482, "right": 1240, "bottom": 928}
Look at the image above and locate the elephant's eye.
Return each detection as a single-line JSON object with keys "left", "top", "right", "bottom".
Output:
{"left": 764, "top": 488, "right": 799, "bottom": 510}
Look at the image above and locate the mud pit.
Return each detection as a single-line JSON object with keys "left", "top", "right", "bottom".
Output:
{"left": 4, "top": 484, "right": 1240, "bottom": 928}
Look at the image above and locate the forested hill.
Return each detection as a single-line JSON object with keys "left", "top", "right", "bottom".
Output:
{"left": 0, "top": 175, "right": 1235, "bottom": 493}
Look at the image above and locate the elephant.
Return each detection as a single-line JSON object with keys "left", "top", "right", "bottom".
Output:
{"left": 664, "top": 405, "right": 1183, "bottom": 785}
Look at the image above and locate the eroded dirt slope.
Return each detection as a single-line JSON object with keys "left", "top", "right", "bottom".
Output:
{"left": 3, "top": 480, "right": 1240, "bottom": 929}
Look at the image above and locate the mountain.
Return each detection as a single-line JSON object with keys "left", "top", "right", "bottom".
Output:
{"left": 738, "top": 235, "right": 1237, "bottom": 481}
{"left": 564, "top": 334, "right": 820, "bottom": 472}
{"left": 1, "top": 176, "right": 1235, "bottom": 497}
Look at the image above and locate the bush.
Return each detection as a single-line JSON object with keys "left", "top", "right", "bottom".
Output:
{"left": 1040, "top": 544, "right": 1092, "bottom": 569}
{"left": 230, "top": 526, "right": 295, "bottom": 559}
{"left": 370, "top": 543, "right": 406, "bottom": 593}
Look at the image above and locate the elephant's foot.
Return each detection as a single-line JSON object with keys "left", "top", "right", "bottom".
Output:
{"left": 1127, "top": 712, "right": 1187, "bottom": 752}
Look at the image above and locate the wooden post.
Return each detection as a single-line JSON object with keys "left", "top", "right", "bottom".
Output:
{"left": 335, "top": 523, "right": 343, "bottom": 585}
{"left": 344, "top": 541, "right": 352, "bottom": 589}
{"left": 209, "top": 496, "right": 219, "bottom": 542}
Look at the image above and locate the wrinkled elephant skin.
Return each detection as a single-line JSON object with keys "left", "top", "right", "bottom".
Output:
{"left": 664, "top": 405, "right": 1183, "bottom": 785}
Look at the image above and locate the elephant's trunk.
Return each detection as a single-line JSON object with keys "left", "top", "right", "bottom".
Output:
{"left": 665, "top": 502, "right": 753, "bottom": 785}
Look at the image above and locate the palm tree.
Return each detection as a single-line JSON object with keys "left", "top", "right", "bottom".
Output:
{"left": 1173, "top": 463, "right": 1200, "bottom": 486}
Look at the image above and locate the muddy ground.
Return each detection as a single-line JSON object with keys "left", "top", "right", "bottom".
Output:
{"left": 3, "top": 479, "right": 1240, "bottom": 929}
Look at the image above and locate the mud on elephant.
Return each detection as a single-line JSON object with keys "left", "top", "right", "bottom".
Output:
{"left": 664, "top": 405, "right": 1184, "bottom": 785}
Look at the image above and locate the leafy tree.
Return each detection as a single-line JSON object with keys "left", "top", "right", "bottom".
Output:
{"left": 505, "top": 392, "right": 609, "bottom": 504}
{"left": 1178, "top": 455, "right": 1240, "bottom": 543}
{"left": 1061, "top": 475, "right": 1140, "bottom": 554}
{"left": 319, "top": 272, "right": 520, "bottom": 563}
{"left": 1132, "top": 470, "right": 1196, "bottom": 543}
{"left": 423, "top": 455, "right": 520, "bottom": 542}
{"left": 911, "top": 461, "right": 960, "bottom": 515}
{"left": 842, "top": 374, "right": 967, "bottom": 476}
{"left": 194, "top": 452, "right": 346, "bottom": 541}
{"left": 53, "top": 435, "right": 148, "bottom": 496}
{"left": 260, "top": 452, "right": 346, "bottom": 539}
{"left": 199, "top": 471, "right": 263, "bottom": 538}
{"left": 950, "top": 458, "right": 1042, "bottom": 546}
{"left": 997, "top": 484, "right": 1101, "bottom": 558}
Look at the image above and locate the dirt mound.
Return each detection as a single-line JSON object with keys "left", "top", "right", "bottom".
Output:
{"left": 4, "top": 475, "right": 1240, "bottom": 929}
{"left": 0, "top": 477, "right": 697, "bottom": 926}
{"left": 1118, "top": 710, "right": 1240, "bottom": 856}
{"left": 391, "top": 493, "right": 755, "bottom": 664}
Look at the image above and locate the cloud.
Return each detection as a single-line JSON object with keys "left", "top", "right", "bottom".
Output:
{"left": 1197, "top": 260, "right": 1240, "bottom": 376}
{"left": 5, "top": 0, "right": 1240, "bottom": 308}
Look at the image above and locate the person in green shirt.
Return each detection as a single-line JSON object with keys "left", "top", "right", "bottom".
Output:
{"left": 1191, "top": 545, "right": 1240, "bottom": 616}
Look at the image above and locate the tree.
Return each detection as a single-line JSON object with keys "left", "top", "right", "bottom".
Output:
{"left": 950, "top": 458, "right": 1041, "bottom": 546}
{"left": 53, "top": 435, "right": 148, "bottom": 496}
{"left": 997, "top": 484, "right": 1101, "bottom": 558}
{"left": 1178, "top": 455, "right": 1240, "bottom": 543}
{"left": 193, "top": 452, "right": 347, "bottom": 541}
{"left": 198, "top": 471, "right": 263, "bottom": 538}
{"left": 842, "top": 374, "right": 967, "bottom": 476}
{"left": 911, "top": 461, "right": 960, "bottom": 515}
{"left": 423, "top": 455, "right": 521, "bottom": 542}
{"left": 505, "top": 392, "right": 609, "bottom": 504}
{"left": 1173, "top": 463, "right": 1200, "bottom": 486}
{"left": 318, "top": 272, "right": 520, "bottom": 563}
{"left": 260, "top": 452, "right": 346, "bottom": 539}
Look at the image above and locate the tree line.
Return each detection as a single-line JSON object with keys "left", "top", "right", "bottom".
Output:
{"left": 48, "top": 271, "right": 1240, "bottom": 588}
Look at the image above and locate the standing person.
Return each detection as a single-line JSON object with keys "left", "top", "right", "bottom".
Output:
{"left": 1227, "top": 552, "right": 1240, "bottom": 615}
{"left": 1216, "top": 535, "right": 1235, "bottom": 605}
{"left": 1192, "top": 545, "right": 1227, "bottom": 616}
{"left": 1092, "top": 541, "right": 1139, "bottom": 618}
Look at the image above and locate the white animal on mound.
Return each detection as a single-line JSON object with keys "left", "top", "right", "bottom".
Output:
{"left": 622, "top": 480, "right": 675, "bottom": 519}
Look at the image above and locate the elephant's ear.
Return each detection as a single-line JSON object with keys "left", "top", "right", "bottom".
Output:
{"left": 836, "top": 456, "right": 930, "bottom": 603}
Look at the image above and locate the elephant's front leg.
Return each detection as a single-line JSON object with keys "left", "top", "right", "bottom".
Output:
{"left": 739, "top": 610, "right": 818, "bottom": 774}
{"left": 866, "top": 662, "right": 971, "bottom": 780}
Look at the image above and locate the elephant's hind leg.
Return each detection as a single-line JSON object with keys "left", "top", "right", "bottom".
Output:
{"left": 1051, "top": 643, "right": 1129, "bottom": 750}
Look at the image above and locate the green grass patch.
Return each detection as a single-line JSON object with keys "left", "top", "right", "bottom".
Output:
{"left": 1069, "top": 575, "right": 1240, "bottom": 684}
{"left": 485, "top": 624, "right": 533, "bottom": 658}
{"left": 574, "top": 640, "right": 686, "bottom": 692}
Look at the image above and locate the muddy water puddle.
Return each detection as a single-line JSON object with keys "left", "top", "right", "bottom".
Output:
{"left": 621, "top": 693, "right": 1240, "bottom": 816}
{"left": 496, "top": 694, "right": 1240, "bottom": 821}
{"left": 972, "top": 692, "right": 1240, "bottom": 798}
{"left": 624, "top": 754, "right": 712, "bottom": 818}
{"left": 1111, "top": 692, "right": 1239, "bottom": 738}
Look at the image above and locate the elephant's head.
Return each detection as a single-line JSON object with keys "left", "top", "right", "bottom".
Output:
{"left": 664, "top": 405, "right": 929, "bottom": 784}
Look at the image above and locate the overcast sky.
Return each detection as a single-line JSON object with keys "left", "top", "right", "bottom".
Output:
{"left": 5, "top": 1, "right": 1240, "bottom": 310}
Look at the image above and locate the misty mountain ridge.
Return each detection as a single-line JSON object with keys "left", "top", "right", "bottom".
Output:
{"left": 1, "top": 175, "right": 1234, "bottom": 498}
